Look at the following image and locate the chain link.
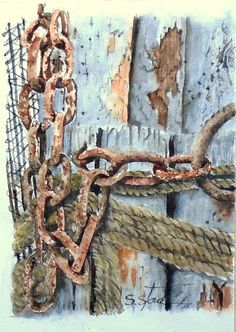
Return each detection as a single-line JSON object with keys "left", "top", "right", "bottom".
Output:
{"left": 18, "top": 4, "right": 88, "bottom": 311}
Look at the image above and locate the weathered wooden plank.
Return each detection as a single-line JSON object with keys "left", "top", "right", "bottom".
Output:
{"left": 169, "top": 130, "right": 234, "bottom": 310}
{"left": 169, "top": 271, "right": 231, "bottom": 311}
{"left": 128, "top": 16, "right": 186, "bottom": 132}
{"left": 168, "top": 15, "right": 235, "bottom": 310}
{"left": 106, "top": 125, "right": 168, "bottom": 311}
{"left": 71, "top": 16, "right": 135, "bottom": 126}
{"left": 182, "top": 16, "right": 235, "bottom": 134}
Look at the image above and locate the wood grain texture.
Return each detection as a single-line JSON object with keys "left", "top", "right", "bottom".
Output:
{"left": 182, "top": 17, "right": 235, "bottom": 134}
{"left": 71, "top": 17, "right": 135, "bottom": 126}
{"left": 128, "top": 16, "right": 186, "bottom": 132}
{"left": 148, "top": 25, "right": 182, "bottom": 128}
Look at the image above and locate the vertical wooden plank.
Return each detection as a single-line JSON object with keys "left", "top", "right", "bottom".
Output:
{"left": 70, "top": 16, "right": 135, "bottom": 127}
{"left": 106, "top": 126, "right": 168, "bottom": 312}
{"left": 125, "top": 15, "right": 187, "bottom": 312}
{"left": 182, "top": 17, "right": 235, "bottom": 133}
{"left": 169, "top": 16, "right": 235, "bottom": 310}
{"left": 128, "top": 16, "right": 186, "bottom": 132}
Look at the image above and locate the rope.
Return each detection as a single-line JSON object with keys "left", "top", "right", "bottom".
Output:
{"left": 13, "top": 215, "right": 34, "bottom": 254}
{"left": 91, "top": 236, "right": 123, "bottom": 315}
{"left": 14, "top": 192, "right": 233, "bottom": 279}
{"left": 12, "top": 259, "right": 27, "bottom": 313}
{"left": 11, "top": 167, "right": 235, "bottom": 314}
{"left": 88, "top": 194, "right": 233, "bottom": 279}
{"left": 112, "top": 164, "right": 235, "bottom": 196}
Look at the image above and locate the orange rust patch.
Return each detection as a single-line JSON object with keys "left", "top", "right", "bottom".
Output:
{"left": 117, "top": 247, "right": 138, "bottom": 286}
{"left": 131, "top": 267, "right": 137, "bottom": 288}
{"left": 109, "top": 55, "right": 130, "bottom": 122}
{"left": 107, "top": 53, "right": 131, "bottom": 123}
{"left": 107, "top": 34, "right": 116, "bottom": 54}
{"left": 198, "top": 283, "right": 232, "bottom": 311}
{"left": 222, "top": 286, "right": 232, "bottom": 309}
{"left": 106, "top": 21, "right": 135, "bottom": 123}
{"left": 148, "top": 25, "right": 182, "bottom": 128}
{"left": 214, "top": 200, "right": 234, "bottom": 221}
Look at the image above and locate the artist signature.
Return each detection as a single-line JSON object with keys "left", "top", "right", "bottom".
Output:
{"left": 125, "top": 282, "right": 194, "bottom": 310}
{"left": 125, "top": 282, "right": 166, "bottom": 311}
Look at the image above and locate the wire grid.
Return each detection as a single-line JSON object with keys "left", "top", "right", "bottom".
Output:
{"left": 3, "top": 19, "right": 40, "bottom": 221}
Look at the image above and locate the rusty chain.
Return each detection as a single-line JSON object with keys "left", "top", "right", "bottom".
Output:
{"left": 192, "top": 103, "right": 235, "bottom": 202}
{"left": 17, "top": 5, "right": 235, "bottom": 313}
{"left": 18, "top": 4, "right": 87, "bottom": 312}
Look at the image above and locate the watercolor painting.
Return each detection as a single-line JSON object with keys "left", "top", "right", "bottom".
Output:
{"left": 0, "top": 1, "right": 234, "bottom": 331}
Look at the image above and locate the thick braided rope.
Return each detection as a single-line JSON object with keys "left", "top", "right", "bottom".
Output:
{"left": 12, "top": 164, "right": 235, "bottom": 253}
{"left": 14, "top": 193, "right": 234, "bottom": 279}
{"left": 90, "top": 236, "right": 123, "bottom": 315}
{"left": 212, "top": 165, "right": 235, "bottom": 175}
{"left": 87, "top": 194, "right": 233, "bottom": 279}
{"left": 12, "top": 260, "right": 27, "bottom": 313}
{"left": 13, "top": 191, "right": 234, "bottom": 281}
{"left": 112, "top": 178, "right": 235, "bottom": 196}
{"left": 12, "top": 187, "right": 234, "bottom": 313}
{"left": 112, "top": 165, "right": 235, "bottom": 196}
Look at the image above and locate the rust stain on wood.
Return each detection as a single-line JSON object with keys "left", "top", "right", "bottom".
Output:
{"left": 214, "top": 200, "right": 234, "bottom": 221}
{"left": 198, "top": 282, "right": 232, "bottom": 311}
{"left": 148, "top": 25, "right": 182, "bottom": 128}
{"left": 106, "top": 21, "right": 135, "bottom": 123}
{"left": 107, "top": 34, "right": 116, "bottom": 54}
{"left": 131, "top": 266, "right": 137, "bottom": 288}
{"left": 117, "top": 247, "right": 138, "bottom": 287}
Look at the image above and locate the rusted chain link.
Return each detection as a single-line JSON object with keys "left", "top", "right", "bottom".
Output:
{"left": 23, "top": 252, "right": 57, "bottom": 313}
{"left": 17, "top": 4, "right": 87, "bottom": 312}
{"left": 72, "top": 147, "right": 212, "bottom": 228}
{"left": 192, "top": 103, "right": 235, "bottom": 202}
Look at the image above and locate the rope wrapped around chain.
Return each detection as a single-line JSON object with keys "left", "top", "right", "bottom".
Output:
{"left": 16, "top": 5, "right": 235, "bottom": 314}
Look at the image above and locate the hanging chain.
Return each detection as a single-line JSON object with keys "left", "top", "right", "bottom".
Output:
{"left": 18, "top": 4, "right": 88, "bottom": 312}
{"left": 17, "top": 4, "right": 235, "bottom": 313}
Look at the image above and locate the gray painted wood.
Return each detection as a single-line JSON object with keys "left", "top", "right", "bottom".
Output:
{"left": 169, "top": 129, "right": 234, "bottom": 310}
{"left": 70, "top": 16, "right": 134, "bottom": 126}
{"left": 106, "top": 125, "right": 168, "bottom": 311}
{"left": 182, "top": 16, "right": 235, "bottom": 134}
{"left": 128, "top": 16, "right": 186, "bottom": 132}
{"left": 168, "top": 15, "right": 235, "bottom": 310}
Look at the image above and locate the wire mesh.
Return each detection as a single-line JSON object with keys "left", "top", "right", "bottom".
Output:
{"left": 3, "top": 19, "right": 40, "bottom": 221}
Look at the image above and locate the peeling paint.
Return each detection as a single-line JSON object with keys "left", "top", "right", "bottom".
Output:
{"left": 148, "top": 25, "right": 181, "bottom": 128}
{"left": 107, "top": 34, "right": 116, "bottom": 54}
{"left": 198, "top": 282, "right": 232, "bottom": 311}
{"left": 117, "top": 247, "right": 138, "bottom": 287}
{"left": 131, "top": 266, "right": 137, "bottom": 288}
{"left": 214, "top": 200, "right": 234, "bottom": 221}
{"left": 106, "top": 21, "right": 135, "bottom": 123}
